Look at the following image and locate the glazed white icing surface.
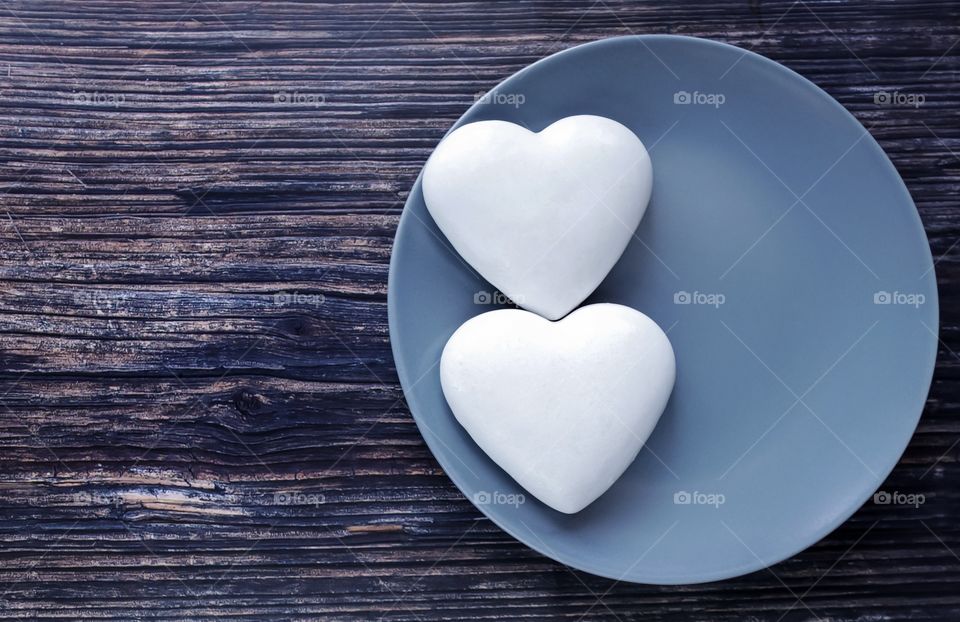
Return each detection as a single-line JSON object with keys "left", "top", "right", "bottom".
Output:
{"left": 423, "top": 115, "right": 652, "bottom": 320}
{"left": 440, "top": 303, "right": 676, "bottom": 514}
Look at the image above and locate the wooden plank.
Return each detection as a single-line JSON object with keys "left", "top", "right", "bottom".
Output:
{"left": 0, "top": 0, "right": 958, "bottom": 619}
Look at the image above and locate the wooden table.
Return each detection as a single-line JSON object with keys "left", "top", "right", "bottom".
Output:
{"left": 1, "top": 1, "right": 958, "bottom": 619}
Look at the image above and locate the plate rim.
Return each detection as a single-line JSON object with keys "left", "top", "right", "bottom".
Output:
{"left": 386, "top": 34, "right": 939, "bottom": 584}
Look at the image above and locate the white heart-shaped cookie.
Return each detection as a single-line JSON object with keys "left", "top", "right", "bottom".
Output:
{"left": 440, "top": 303, "right": 676, "bottom": 513}
{"left": 423, "top": 115, "right": 653, "bottom": 320}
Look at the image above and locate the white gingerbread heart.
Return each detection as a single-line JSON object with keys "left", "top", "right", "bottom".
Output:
{"left": 423, "top": 115, "right": 652, "bottom": 320}
{"left": 440, "top": 303, "right": 676, "bottom": 513}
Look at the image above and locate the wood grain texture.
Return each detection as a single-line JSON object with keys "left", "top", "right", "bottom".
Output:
{"left": 0, "top": 0, "right": 958, "bottom": 620}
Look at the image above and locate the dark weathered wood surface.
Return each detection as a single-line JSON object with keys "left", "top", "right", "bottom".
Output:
{"left": 0, "top": 1, "right": 958, "bottom": 620}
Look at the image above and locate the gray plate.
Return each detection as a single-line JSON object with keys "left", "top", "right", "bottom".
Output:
{"left": 387, "top": 35, "right": 938, "bottom": 584}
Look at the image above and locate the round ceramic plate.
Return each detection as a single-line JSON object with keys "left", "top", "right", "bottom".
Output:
{"left": 387, "top": 35, "right": 938, "bottom": 584}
